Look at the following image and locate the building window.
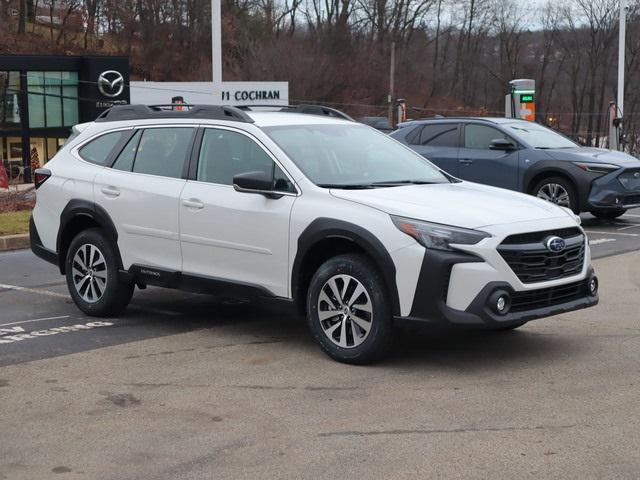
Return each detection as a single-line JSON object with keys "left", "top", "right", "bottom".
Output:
{"left": 0, "top": 72, "right": 21, "bottom": 129}
{"left": 27, "top": 71, "right": 79, "bottom": 128}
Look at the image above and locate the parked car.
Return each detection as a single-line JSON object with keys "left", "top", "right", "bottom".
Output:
{"left": 30, "top": 104, "right": 598, "bottom": 364}
{"left": 391, "top": 117, "right": 640, "bottom": 219}
{"left": 357, "top": 116, "right": 393, "bottom": 133}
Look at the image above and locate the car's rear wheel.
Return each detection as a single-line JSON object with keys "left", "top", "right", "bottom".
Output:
{"left": 65, "top": 228, "right": 134, "bottom": 317}
{"left": 590, "top": 208, "right": 627, "bottom": 220}
{"left": 533, "top": 177, "right": 578, "bottom": 213}
{"left": 306, "top": 254, "right": 394, "bottom": 364}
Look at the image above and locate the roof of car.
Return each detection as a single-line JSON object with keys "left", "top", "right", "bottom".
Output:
{"left": 247, "top": 111, "right": 354, "bottom": 127}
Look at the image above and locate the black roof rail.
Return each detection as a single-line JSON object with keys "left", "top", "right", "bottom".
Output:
{"left": 94, "top": 104, "right": 255, "bottom": 123}
{"left": 237, "top": 104, "right": 354, "bottom": 122}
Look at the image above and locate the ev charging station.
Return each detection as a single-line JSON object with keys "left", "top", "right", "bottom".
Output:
{"left": 505, "top": 79, "right": 535, "bottom": 121}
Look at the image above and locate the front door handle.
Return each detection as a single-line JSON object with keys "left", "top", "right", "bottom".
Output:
{"left": 459, "top": 159, "right": 473, "bottom": 165}
{"left": 101, "top": 186, "right": 120, "bottom": 197}
{"left": 182, "top": 198, "right": 204, "bottom": 210}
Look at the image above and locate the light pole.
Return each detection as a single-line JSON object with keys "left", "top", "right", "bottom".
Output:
{"left": 212, "top": 0, "right": 222, "bottom": 87}
{"left": 616, "top": 0, "right": 627, "bottom": 150}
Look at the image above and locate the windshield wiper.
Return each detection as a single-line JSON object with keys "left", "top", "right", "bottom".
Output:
{"left": 369, "top": 180, "right": 442, "bottom": 187}
{"left": 317, "top": 183, "right": 376, "bottom": 189}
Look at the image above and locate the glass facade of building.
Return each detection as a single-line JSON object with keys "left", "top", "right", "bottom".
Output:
{"left": 0, "top": 55, "right": 129, "bottom": 184}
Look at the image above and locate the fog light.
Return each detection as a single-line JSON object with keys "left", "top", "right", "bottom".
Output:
{"left": 488, "top": 290, "right": 511, "bottom": 315}
{"left": 496, "top": 296, "right": 507, "bottom": 312}
{"left": 587, "top": 276, "right": 598, "bottom": 296}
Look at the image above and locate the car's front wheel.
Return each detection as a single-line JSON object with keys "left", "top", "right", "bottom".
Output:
{"left": 65, "top": 228, "right": 134, "bottom": 317}
{"left": 533, "top": 177, "right": 578, "bottom": 213}
{"left": 306, "top": 254, "right": 394, "bottom": 364}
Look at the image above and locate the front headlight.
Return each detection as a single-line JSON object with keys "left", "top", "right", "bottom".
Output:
{"left": 572, "top": 162, "right": 619, "bottom": 175}
{"left": 391, "top": 216, "right": 491, "bottom": 251}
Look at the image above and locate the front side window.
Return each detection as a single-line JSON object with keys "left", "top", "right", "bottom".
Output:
{"left": 197, "top": 128, "right": 295, "bottom": 192}
{"left": 464, "top": 124, "right": 508, "bottom": 149}
{"left": 130, "top": 128, "right": 194, "bottom": 178}
{"left": 79, "top": 131, "right": 128, "bottom": 165}
{"left": 264, "top": 124, "right": 449, "bottom": 187}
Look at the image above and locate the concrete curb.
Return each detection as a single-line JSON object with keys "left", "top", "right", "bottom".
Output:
{"left": 0, "top": 234, "right": 30, "bottom": 252}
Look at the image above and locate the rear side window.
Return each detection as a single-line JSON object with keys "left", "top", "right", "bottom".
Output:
{"left": 78, "top": 131, "right": 126, "bottom": 165}
{"left": 110, "top": 127, "right": 194, "bottom": 178}
{"left": 418, "top": 124, "right": 459, "bottom": 147}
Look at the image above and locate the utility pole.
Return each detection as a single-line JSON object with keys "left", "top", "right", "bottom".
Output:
{"left": 212, "top": 0, "right": 223, "bottom": 87}
{"left": 616, "top": 0, "right": 626, "bottom": 151}
{"left": 388, "top": 41, "right": 396, "bottom": 129}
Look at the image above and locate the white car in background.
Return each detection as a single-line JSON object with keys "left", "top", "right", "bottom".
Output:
{"left": 30, "top": 104, "right": 599, "bottom": 364}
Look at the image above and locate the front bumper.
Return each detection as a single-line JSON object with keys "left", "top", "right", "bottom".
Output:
{"left": 394, "top": 248, "right": 598, "bottom": 329}
{"left": 587, "top": 167, "right": 640, "bottom": 210}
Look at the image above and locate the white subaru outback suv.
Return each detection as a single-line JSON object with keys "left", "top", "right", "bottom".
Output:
{"left": 30, "top": 104, "right": 599, "bottom": 364}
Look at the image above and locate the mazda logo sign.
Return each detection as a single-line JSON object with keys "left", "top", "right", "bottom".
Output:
{"left": 546, "top": 236, "right": 566, "bottom": 253}
{"left": 97, "top": 70, "right": 124, "bottom": 98}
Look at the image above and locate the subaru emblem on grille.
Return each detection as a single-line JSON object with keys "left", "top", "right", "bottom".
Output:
{"left": 546, "top": 236, "right": 566, "bottom": 253}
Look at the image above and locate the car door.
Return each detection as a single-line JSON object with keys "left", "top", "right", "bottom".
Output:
{"left": 93, "top": 125, "right": 195, "bottom": 271}
{"left": 457, "top": 123, "right": 519, "bottom": 189}
{"left": 405, "top": 123, "right": 460, "bottom": 176}
{"left": 179, "top": 126, "right": 297, "bottom": 297}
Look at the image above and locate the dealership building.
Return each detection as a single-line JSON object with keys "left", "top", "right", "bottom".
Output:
{"left": 0, "top": 54, "right": 130, "bottom": 183}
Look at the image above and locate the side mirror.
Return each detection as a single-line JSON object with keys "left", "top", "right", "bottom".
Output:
{"left": 233, "top": 171, "right": 281, "bottom": 198}
{"left": 489, "top": 138, "right": 517, "bottom": 150}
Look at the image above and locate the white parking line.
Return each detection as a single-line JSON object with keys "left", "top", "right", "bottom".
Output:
{"left": 589, "top": 238, "right": 616, "bottom": 245}
{"left": 0, "top": 315, "right": 70, "bottom": 328}
{"left": 0, "top": 283, "right": 70, "bottom": 298}
{"left": 584, "top": 230, "right": 640, "bottom": 237}
{"left": 617, "top": 224, "right": 640, "bottom": 231}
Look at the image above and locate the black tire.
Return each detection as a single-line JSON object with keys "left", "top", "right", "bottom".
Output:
{"left": 532, "top": 176, "right": 579, "bottom": 213}
{"left": 590, "top": 208, "right": 627, "bottom": 220}
{"left": 65, "top": 228, "right": 134, "bottom": 317}
{"left": 306, "top": 254, "right": 394, "bottom": 364}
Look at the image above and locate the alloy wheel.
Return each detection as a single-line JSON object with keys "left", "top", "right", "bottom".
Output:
{"left": 317, "top": 274, "right": 373, "bottom": 348}
{"left": 72, "top": 243, "right": 108, "bottom": 303}
{"left": 536, "top": 183, "right": 571, "bottom": 208}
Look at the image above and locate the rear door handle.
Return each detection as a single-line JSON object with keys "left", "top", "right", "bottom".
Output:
{"left": 182, "top": 198, "right": 204, "bottom": 210}
{"left": 459, "top": 159, "right": 473, "bottom": 165}
{"left": 100, "top": 186, "right": 120, "bottom": 197}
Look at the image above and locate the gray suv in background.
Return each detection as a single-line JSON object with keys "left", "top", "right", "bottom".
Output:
{"left": 391, "top": 117, "right": 640, "bottom": 219}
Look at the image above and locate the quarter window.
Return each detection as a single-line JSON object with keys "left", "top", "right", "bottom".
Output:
{"left": 197, "top": 128, "right": 295, "bottom": 193}
{"left": 79, "top": 131, "right": 127, "bottom": 165}
{"left": 464, "top": 124, "right": 508, "bottom": 149}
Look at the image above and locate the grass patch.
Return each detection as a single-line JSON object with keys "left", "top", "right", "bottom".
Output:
{"left": 0, "top": 210, "right": 31, "bottom": 236}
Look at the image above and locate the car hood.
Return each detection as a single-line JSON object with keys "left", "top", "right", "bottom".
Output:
{"left": 542, "top": 147, "right": 640, "bottom": 166}
{"left": 330, "top": 182, "right": 569, "bottom": 229}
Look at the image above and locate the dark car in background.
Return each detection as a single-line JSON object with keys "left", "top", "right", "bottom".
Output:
{"left": 358, "top": 116, "right": 393, "bottom": 133}
{"left": 391, "top": 117, "right": 640, "bottom": 219}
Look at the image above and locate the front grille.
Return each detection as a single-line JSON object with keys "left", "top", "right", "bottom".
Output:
{"left": 618, "top": 169, "right": 640, "bottom": 191}
{"left": 511, "top": 281, "right": 585, "bottom": 312}
{"left": 623, "top": 193, "right": 640, "bottom": 206}
{"left": 498, "top": 230, "right": 585, "bottom": 283}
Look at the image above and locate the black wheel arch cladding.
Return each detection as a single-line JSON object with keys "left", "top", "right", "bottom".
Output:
{"left": 292, "top": 218, "right": 402, "bottom": 316}
{"left": 58, "top": 199, "right": 122, "bottom": 274}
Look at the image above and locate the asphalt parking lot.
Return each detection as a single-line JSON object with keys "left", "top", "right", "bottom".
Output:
{"left": 1, "top": 210, "right": 639, "bottom": 479}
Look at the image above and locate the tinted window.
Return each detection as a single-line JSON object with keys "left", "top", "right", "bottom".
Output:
{"left": 464, "top": 124, "right": 507, "bottom": 149}
{"left": 419, "top": 124, "right": 458, "bottom": 147}
{"left": 112, "top": 130, "right": 141, "bottom": 172}
{"left": 132, "top": 128, "right": 193, "bottom": 178}
{"left": 197, "top": 128, "right": 295, "bottom": 192}
{"left": 79, "top": 131, "right": 126, "bottom": 165}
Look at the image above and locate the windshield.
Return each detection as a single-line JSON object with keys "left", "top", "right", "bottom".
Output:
{"left": 506, "top": 122, "right": 577, "bottom": 149}
{"left": 263, "top": 124, "right": 449, "bottom": 187}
